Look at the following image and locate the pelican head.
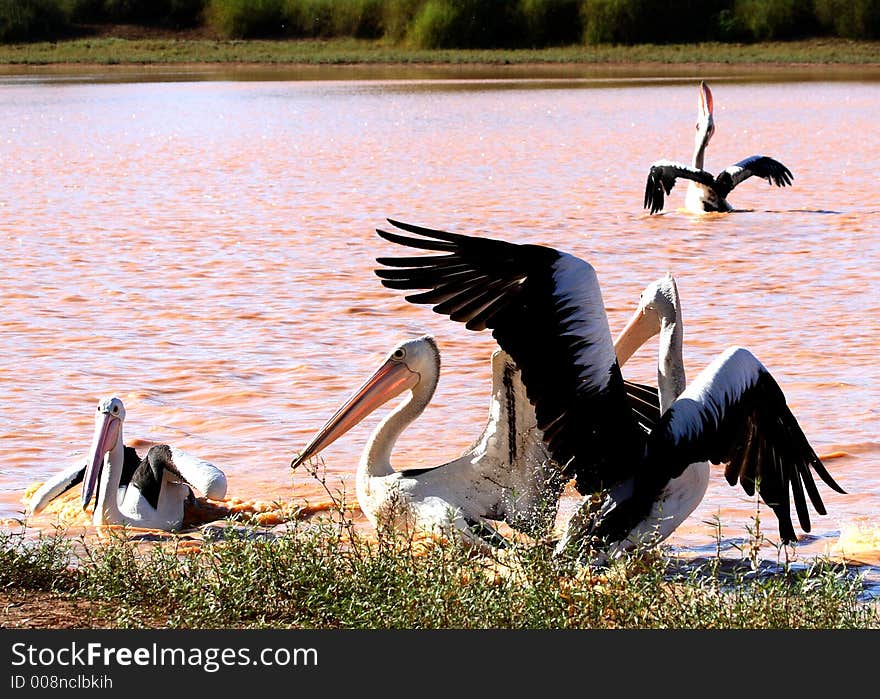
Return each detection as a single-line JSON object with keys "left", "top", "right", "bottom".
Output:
{"left": 615, "top": 274, "right": 680, "bottom": 366}
{"left": 81, "top": 396, "right": 126, "bottom": 510}
{"left": 695, "top": 80, "right": 715, "bottom": 154}
{"left": 291, "top": 336, "right": 440, "bottom": 469}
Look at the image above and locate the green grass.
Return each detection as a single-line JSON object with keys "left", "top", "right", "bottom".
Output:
{"left": 1, "top": 521, "right": 877, "bottom": 629}
{"left": 0, "top": 36, "right": 878, "bottom": 65}
{"left": 0, "top": 528, "right": 75, "bottom": 591}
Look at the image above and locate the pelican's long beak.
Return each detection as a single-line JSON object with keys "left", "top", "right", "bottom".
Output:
{"left": 614, "top": 308, "right": 660, "bottom": 367}
{"left": 697, "top": 81, "right": 715, "bottom": 141}
{"left": 291, "top": 357, "right": 419, "bottom": 469}
{"left": 82, "top": 410, "right": 121, "bottom": 510}
{"left": 699, "top": 80, "right": 714, "bottom": 120}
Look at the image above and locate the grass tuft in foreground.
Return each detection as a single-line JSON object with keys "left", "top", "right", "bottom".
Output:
{"left": 0, "top": 527, "right": 76, "bottom": 592}
{"left": 1, "top": 520, "right": 877, "bottom": 629}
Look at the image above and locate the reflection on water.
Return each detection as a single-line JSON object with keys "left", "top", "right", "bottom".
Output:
{"left": 0, "top": 69, "right": 878, "bottom": 591}
{"left": 3, "top": 62, "right": 880, "bottom": 86}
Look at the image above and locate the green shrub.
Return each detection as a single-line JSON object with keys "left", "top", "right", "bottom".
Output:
{"left": 284, "top": 0, "right": 384, "bottom": 38}
{"left": 17, "top": 522, "right": 878, "bottom": 629}
{"left": 208, "top": 0, "right": 387, "bottom": 39}
{"left": 814, "top": 0, "right": 880, "bottom": 39}
{"left": 406, "top": 0, "right": 457, "bottom": 47}
{"left": 206, "top": 0, "right": 285, "bottom": 37}
{"left": 381, "top": 0, "right": 424, "bottom": 41}
{"left": 732, "top": 0, "right": 816, "bottom": 40}
{"left": 516, "top": 0, "right": 582, "bottom": 46}
{"left": 407, "top": 0, "right": 520, "bottom": 48}
{"left": 580, "top": 0, "right": 647, "bottom": 44}
{"left": 0, "top": 530, "right": 74, "bottom": 591}
{"left": 0, "top": 0, "right": 71, "bottom": 42}
{"left": 716, "top": 7, "right": 748, "bottom": 41}
{"left": 5, "top": 0, "right": 880, "bottom": 55}
{"left": 580, "top": 0, "right": 729, "bottom": 44}
{"left": 282, "top": 0, "right": 330, "bottom": 36}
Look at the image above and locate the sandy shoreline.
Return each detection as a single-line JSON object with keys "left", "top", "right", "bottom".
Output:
{"left": 2, "top": 60, "right": 880, "bottom": 83}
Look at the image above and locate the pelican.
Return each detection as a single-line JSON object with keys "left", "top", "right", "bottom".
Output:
{"left": 291, "top": 338, "right": 560, "bottom": 548}
{"left": 374, "top": 219, "right": 845, "bottom": 563}
{"left": 291, "top": 337, "right": 661, "bottom": 549}
{"left": 644, "top": 81, "right": 793, "bottom": 214}
{"left": 29, "top": 396, "right": 227, "bottom": 531}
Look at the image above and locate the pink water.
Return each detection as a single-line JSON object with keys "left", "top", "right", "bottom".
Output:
{"left": 1, "top": 68, "right": 877, "bottom": 580}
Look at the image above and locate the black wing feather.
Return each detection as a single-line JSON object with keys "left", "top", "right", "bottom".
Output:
{"left": 121, "top": 445, "right": 142, "bottom": 487}
{"left": 375, "top": 220, "right": 646, "bottom": 493}
{"left": 647, "top": 348, "right": 843, "bottom": 543}
{"left": 714, "top": 155, "right": 793, "bottom": 199}
{"left": 623, "top": 380, "right": 661, "bottom": 434}
{"left": 130, "top": 444, "right": 190, "bottom": 510}
{"left": 644, "top": 162, "right": 716, "bottom": 214}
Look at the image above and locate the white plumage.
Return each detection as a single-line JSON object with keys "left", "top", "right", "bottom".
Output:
{"left": 375, "top": 220, "right": 844, "bottom": 563}
{"left": 30, "top": 396, "right": 227, "bottom": 531}
{"left": 644, "top": 81, "right": 793, "bottom": 214}
{"left": 291, "top": 337, "right": 560, "bottom": 550}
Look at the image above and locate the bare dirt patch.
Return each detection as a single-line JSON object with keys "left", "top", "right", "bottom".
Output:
{"left": 1, "top": 590, "right": 112, "bottom": 629}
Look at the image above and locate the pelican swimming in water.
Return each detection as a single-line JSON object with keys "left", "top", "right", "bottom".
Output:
{"left": 29, "top": 396, "right": 227, "bottom": 531}
{"left": 374, "top": 219, "right": 845, "bottom": 563}
{"left": 644, "top": 81, "right": 793, "bottom": 214}
{"left": 291, "top": 337, "right": 661, "bottom": 549}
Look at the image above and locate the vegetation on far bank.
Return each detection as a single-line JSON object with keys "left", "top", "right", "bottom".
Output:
{"left": 1, "top": 519, "right": 877, "bottom": 629}
{"left": 2, "top": 0, "right": 880, "bottom": 48}
{"left": 0, "top": 36, "right": 878, "bottom": 66}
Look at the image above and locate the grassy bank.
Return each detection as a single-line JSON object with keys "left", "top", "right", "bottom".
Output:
{"left": 0, "top": 36, "right": 878, "bottom": 66}
{"left": 1, "top": 524, "right": 877, "bottom": 629}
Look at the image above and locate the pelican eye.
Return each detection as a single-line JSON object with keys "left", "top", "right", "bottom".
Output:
{"left": 392, "top": 348, "right": 406, "bottom": 360}
{"left": 112, "top": 406, "right": 119, "bottom": 414}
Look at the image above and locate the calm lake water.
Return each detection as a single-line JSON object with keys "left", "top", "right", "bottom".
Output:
{"left": 1, "top": 66, "right": 877, "bottom": 585}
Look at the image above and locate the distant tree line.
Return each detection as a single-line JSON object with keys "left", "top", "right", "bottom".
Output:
{"left": 2, "top": 0, "right": 878, "bottom": 45}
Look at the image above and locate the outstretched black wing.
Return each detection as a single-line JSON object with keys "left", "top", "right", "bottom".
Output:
{"left": 644, "top": 160, "right": 716, "bottom": 214}
{"left": 713, "top": 155, "right": 793, "bottom": 199}
{"left": 647, "top": 347, "right": 843, "bottom": 542}
{"left": 375, "top": 219, "right": 646, "bottom": 494}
